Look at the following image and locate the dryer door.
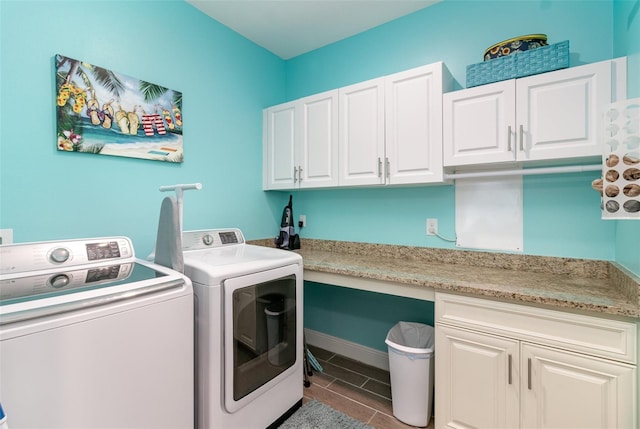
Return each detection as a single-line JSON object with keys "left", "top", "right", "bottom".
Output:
{"left": 222, "top": 263, "right": 301, "bottom": 413}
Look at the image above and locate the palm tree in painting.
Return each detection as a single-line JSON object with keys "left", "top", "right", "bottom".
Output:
{"left": 56, "top": 55, "right": 126, "bottom": 152}
{"left": 56, "top": 55, "right": 125, "bottom": 102}
{"left": 139, "top": 80, "right": 182, "bottom": 109}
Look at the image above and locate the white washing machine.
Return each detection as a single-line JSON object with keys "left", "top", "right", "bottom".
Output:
{"left": 0, "top": 237, "right": 194, "bottom": 429}
{"left": 181, "top": 228, "right": 303, "bottom": 429}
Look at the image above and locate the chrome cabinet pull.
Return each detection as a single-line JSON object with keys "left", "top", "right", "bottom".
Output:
{"left": 527, "top": 358, "right": 532, "bottom": 390}
{"left": 507, "top": 126, "right": 512, "bottom": 152}
{"left": 519, "top": 124, "right": 524, "bottom": 151}
{"left": 378, "top": 158, "right": 383, "bottom": 177}
{"left": 293, "top": 166, "right": 298, "bottom": 183}
{"left": 508, "top": 354, "right": 512, "bottom": 385}
{"left": 298, "top": 166, "right": 303, "bottom": 182}
{"left": 385, "top": 157, "right": 390, "bottom": 179}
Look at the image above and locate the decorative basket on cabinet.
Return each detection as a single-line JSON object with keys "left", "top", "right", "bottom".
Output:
{"left": 466, "top": 40, "right": 570, "bottom": 88}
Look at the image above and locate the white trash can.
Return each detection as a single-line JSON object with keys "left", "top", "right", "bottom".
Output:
{"left": 385, "top": 321, "right": 435, "bottom": 427}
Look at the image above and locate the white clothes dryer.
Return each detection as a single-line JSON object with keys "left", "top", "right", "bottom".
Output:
{"left": 181, "top": 228, "right": 303, "bottom": 429}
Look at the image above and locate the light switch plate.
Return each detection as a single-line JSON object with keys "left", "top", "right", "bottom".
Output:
{"left": 0, "top": 229, "right": 13, "bottom": 245}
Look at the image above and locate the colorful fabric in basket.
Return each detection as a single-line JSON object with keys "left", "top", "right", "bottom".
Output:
{"left": 467, "top": 40, "right": 569, "bottom": 87}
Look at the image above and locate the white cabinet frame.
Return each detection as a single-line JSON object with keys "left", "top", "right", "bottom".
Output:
{"left": 435, "top": 293, "right": 637, "bottom": 429}
{"left": 263, "top": 90, "right": 339, "bottom": 190}
{"left": 443, "top": 58, "right": 626, "bottom": 167}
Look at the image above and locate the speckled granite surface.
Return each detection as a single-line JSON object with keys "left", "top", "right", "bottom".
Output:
{"left": 249, "top": 238, "right": 640, "bottom": 319}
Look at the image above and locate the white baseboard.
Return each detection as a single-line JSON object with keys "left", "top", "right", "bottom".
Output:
{"left": 304, "top": 328, "right": 389, "bottom": 371}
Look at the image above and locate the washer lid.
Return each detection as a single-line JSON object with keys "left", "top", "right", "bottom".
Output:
{"left": 0, "top": 260, "right": 190, "bottom": 326}
{"left": 0, "top": 262, "right": 165, "bottom": 307}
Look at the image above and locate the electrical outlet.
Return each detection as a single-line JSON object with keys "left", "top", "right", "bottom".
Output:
{"left": 0, "top": 228, "right": 14, "bottom": 245}
{"left": 426, "top": 219, "right": 438, "bottom": 236}
{"left": 298, "top": 214, "right": 306, "bottom": 228}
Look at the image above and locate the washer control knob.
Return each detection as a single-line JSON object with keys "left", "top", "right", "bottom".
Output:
{"left": 50, "top": 248, "right": 70, "bottom": 263}
{"left": 49, "top": 274, "right": 70, "bottom": 288}
{"left": 202, "top": 234, "right": 214, "bottom": 246}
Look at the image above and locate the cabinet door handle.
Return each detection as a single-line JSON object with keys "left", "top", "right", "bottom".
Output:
{"left": 519, "top": 124, "right": 524, "bottom": 151}
{"left": 507, "top": 126, "right": 512, "bottom": 152}
{"left": 378, "top": 158, "right": 383, "bottom": 177}
{"left": 385, "top": 157, "right": 390, "bottom": 179}
{"left": 508, "top": 354, "right": 512, "bottom": 385}
{"left": 298, "top": 166, "right": 303, "bottom": 182}
{"left": 527, "top": 357, "right": 532, "bottom": 390}
{"left": 293, "top": 166, "right": 298, "bottom": 183}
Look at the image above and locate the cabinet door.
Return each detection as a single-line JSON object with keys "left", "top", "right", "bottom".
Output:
{"left": 521, "top": 343, "right": 636, "bottom": 429}
{"left": 516, "top": 60, "right": 612, "bottom": 161}
{"left": 339, "top": 78, "right": 385, "bottom": 186}
{"left": 435, "top": 324, "right": 520, "bottom": 429}
{"left": 386, "top": 64, "right": 444, "bottom": 184}
{"left": 443, "top": 80, "right": 516, "bottom": 166}
{"left": 297, "top": 90, "right": 339, "bottom": 188}
{"left": 263, "top": 102, "right": 296, "bottom": 190}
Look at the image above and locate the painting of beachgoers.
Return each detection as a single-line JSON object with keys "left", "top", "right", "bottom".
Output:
{"left": 55, "top": 54, "right": 183, "bottom": 162}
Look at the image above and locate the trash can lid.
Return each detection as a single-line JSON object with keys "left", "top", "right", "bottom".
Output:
{"left": 265, "top": 307, "right": 285, "bottom": 316}
{"left": 385, "top": 321, "right": 434, "bottom": 354}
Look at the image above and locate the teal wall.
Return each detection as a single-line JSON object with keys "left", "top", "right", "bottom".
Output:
{"left": 613, "top": 0, "right": 640, "bottom": 275}
{"left": 285, "top": 0, "right": 615, "bottom": 98}
{"left": 304, "top": 282, "right": 435, "bottom": 348}
{"left": 0, "top": 0, "right": 286, "bottom": 257}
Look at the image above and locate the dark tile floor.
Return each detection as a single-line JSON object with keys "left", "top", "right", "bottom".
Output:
{"left": 303, "top": 345, "right": 434, "bottom": 429}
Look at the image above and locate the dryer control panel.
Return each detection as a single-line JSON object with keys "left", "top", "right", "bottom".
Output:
{"left": 182, "top": 229, "right": 245, "bottom": 250}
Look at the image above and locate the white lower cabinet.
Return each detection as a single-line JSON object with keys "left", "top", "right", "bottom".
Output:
{"left": 435, "top": 293, "right": 637, "bottom": 429}
{"left": 436, "top": 325, "right": 520, "bottom": 429}
{"left": 522, "top": 343, "right": 635, "bottom": 429}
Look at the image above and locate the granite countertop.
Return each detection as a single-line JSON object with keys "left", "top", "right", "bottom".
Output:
{"left": 250, "top": 239, "right": 640, "bottom": 319}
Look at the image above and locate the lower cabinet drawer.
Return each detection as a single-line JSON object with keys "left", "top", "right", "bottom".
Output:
{"left": 435, "top": 292, "right": 637, "bottom": 363}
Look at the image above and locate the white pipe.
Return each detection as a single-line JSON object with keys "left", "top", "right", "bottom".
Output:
{"left": 159, "top": 183, "right": 202, "bottom": 233}
{"left": 444, "top": 164, "right": 602, "bottom": 180}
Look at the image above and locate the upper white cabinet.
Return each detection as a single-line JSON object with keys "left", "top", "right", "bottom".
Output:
{"left": 338, "top": 78, "right": 386, "bottom": 186}
{"left": 340, "top": 63, "right": 452, "bottom": 186}
{"left": 263, "top": 101, "right": 296, "bottom": 189}
{"left": 388, "top": 66, "right": 448, "bottom": 185}
{"left": 443, "top": 58, "right": 627, "bottom": 167}
{"left": 264, "top": 62, "right": 451, "bottom": 190}
{"left": 298, "top": 91, "right": 339, "bottom": 189}
{"left": 264, "top": 58, "right": 627, "bottom": 188}
{"left": 263, "top": 90, "right": 339, "bottom": 190}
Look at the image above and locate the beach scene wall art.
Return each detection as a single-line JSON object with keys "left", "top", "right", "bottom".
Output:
{"left": 55, "top": 54, "right": 183, "bottom": 162}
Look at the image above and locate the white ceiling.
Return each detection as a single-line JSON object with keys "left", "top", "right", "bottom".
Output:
{"left": 186, "top": 0, "right": 440, "bottom": 59}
